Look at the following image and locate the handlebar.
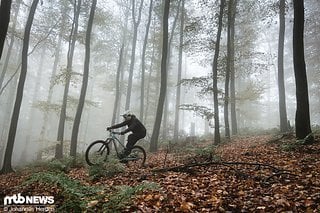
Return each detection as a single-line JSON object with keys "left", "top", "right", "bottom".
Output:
{"left": 107, "top": 129, "right": 121, "bottom": 135}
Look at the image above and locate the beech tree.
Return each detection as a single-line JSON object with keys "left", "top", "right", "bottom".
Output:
{"left": 125, "top": 0, "right": 144, "bottom": 110}
{"left": 56, "top": 0, "right": 82, "bottom": 159}
{"left": 278, "top": 0, "right": 288, "bottom": 133}
{"left": 212, "top": 0, "right": 225, "bottom": 144}
{"left": 70, "top": 0, "right": 97, "bottom": 157}
{"left": 0, "top": 0, "right": 12, "bottom": 59}
{"left": 150, "top": 0, "right": 170, "bottom": 152}
{"left": 1, "top": 0, "right": 40, "bottom": 174}
{"left": 292, "top": 0, "right": 313, "bottom": 142}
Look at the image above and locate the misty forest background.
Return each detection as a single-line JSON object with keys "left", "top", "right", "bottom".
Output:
{"left": 0, "top": 0, "right": 319, "bottom": 173}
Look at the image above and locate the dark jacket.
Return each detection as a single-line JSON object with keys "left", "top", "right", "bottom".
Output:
{"left": 110, "top": 115, "right": 146, "bottom": 137}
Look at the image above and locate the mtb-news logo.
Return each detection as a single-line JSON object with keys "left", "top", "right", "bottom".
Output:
{"left": 2, "top": 193, "right": 55, "bottom": 212}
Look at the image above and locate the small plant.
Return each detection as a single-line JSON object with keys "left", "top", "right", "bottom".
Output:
{"left": 88, "top": 157, "right": 125, "bottom": 180}
{"left": 281, "top": 142, "right": 299, "bottom": 152}
{"left": 24, "top": 171, "right": 101, "bottom": 212}
{"left": 182, "top": 144, "right": 220, "bottom": 164}
{"left": 101, "top": 182, "right": 160, "bottom": 212}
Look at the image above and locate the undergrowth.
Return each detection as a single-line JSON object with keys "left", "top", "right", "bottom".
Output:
{"left": 88, "top": 158, "right": 125, "bottom": 180}
{"left": 22, "top": 171, "right": 159, "bottom": 212}
{"left": 101, "top": 182, "right": 160, "bottom": 212}
{"left": 24, "top": 171, "right": 100, "bottom": 212}
{"left": 26, "top": 155, "right": 87, "bottom": 173}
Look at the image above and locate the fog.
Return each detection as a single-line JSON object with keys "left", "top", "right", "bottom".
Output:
{"left": 0, "top": 0, "right": 319, "bottom": 167}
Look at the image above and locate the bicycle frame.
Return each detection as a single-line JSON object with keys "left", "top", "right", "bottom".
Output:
{"left": 105, "top": 131, "right": 125, "bottom": 156}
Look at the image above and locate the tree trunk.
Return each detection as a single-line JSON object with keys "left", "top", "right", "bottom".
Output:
{"left": 0, "top": 0, "right": 39, "bottom": 174}
{"left": 278, "top": 0, "right": 288, "bottom": 133}
{"left": 0, "top": 0, "right": 12, "bottom": 59}
{"left": 162, "top": 0, "right": 181, "bottom": 140}
{"left": 173, "top": 0, "right": 185, "bottom": 143}
{"left": 150, "top": 0, "right": 170, "bottom": 152}
{"left": 0, "top": 0, "right": 20, "bottom": 90}
{"left": 125, "top": 0, "right": 144, "bottom": 110}
{"left": 230, "top": 0, "right": 238, "bottom": 135}
{"left": 224, "top": 0, "right": 234, "bottom": 139}
{"left": 26, "top": 47, "right": 46, "bottom": 150}
{"left": 140, "top": 0, "right": 153, "bottom": 121}
{"left": 112, "top": 1, "right": 130, "bottom": 126}
{"left": 293, "top": 0, "right": 313, "bottom": 141}
{"left": 144, "top": 35, "right": 156, "bottom": 124}
{"left": 70, "top": 0, "right": 96, "bottom": 157}
{"left": 38, "top": 5, "right": 66, "bottom": 159}
{"left": 56, "top": 0, "right": 81, "bottom": 159}
{"left": 112, "top": 44, "right": 124, "bottom": 126}
{"left": 212, "top": 0, "right": 225, "bottom": 145}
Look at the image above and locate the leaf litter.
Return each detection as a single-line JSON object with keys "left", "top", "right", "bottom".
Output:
{"left": 0, "top": 135, "right": 319, "bottom": 212}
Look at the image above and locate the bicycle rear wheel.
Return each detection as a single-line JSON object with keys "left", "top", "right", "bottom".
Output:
{"left": 85, "top": 140, "right": 110, "bottom": 166}
{"left": 126, "top": 145, "right": 146, "bottom": 167}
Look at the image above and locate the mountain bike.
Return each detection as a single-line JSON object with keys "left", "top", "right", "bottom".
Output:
{"left": 85, "top": 130, "right": 146, "bottom": 167}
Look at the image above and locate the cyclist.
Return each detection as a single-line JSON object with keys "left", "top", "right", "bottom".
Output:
{"left": 107, "top": 110, "right": 146, "bottom": 158}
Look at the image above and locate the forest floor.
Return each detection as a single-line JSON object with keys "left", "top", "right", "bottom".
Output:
{"left": 1, "top": 134, "right": 320, "bottom": 212}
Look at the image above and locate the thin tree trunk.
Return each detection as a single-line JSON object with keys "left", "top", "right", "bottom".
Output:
{"left": 0, "top": 0, "right": 39, "bottom": 174}
{"left": 112, "top": 44, "right": 124, "bottom": 126}
{"left": 140, "top": 0, "right": 153, "bottom": 121}
{"left": 144, "top": 33, "right": 156, "bottom": 124}
{"left": 112, "top": 1, "right": 130, "bottom": 126}
{"left": 38, "top": 7, "right": 66, "bottom": 159}
{"left": 0, "top": 0, "right": 12, "bottom": 59}
{"left": 224, "top": 0, "right": 233, "bottom": 139}
{"left": 150, "top": 0, "right": 170, "bottom": 152}
{"left": 293, "top": 0, "right": 313, "bottom": 141}
{"left": 26, "top": 47, "right": 45, "bottom": 148}
{"left": 0, "top": 0, "right": 20, "bottom": 90}
{"left": 278, "top": 0, "right": 288, "bottom": 133}
{"left": 70, "top": 0, "right": 97, "bottom": 157}
{"left": 125, "top": 0, "right": 144, "bottom": 110}
{"left": 173, "top": 0, "right": 185, "bottom": 143}
{"left": 230, "top": 0, "right": 237, "bottom": 135}
{"left": 162, "top": 0, "right": 181, "bottom": 139}
{"left": 56, "top": 0, "right": 81, "bottom": 159}
{"left": 212, "top": 0, "right": 225, "bottom": 145}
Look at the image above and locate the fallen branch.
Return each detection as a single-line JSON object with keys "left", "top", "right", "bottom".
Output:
{"left": 152, "top": 160, "right": 288, "bottom": 173}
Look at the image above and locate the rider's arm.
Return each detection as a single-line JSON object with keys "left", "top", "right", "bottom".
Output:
{"left": 108, "top": 120, "right": 129, "bottom": 130}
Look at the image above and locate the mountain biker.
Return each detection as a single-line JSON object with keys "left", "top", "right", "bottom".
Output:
{"left": 106, "top": 110, "right": 146, "bottom": 158}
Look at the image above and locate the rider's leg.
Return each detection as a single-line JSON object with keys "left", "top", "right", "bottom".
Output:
{"left": 124, "top": 134, "right": 139, "bottom": 155}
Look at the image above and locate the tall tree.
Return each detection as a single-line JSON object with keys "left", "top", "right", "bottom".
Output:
{"left": 0, "top": 0, "right": 40, "bottom": 174}
{"left": 140, "top": 0, "right": 153, "bottom": 121}
{"left": 150, "top": 0, "right": 170, "bottom": 152}
{"left": 224, "top": 0, "right": 234, "bottom": 139}
{"left": 173, "top": 0, "right": 185, "bottom": 143}
{"left": 70, "top": 0, "right": 97, "bottom": 157}
{"left": 56, "top": 0, "right": 81, "bottom": 159}
{"left": 230, "top": 0, "right": 237, "bottom": 135}
{"left": 112, "top": 0, "right": 130, "bottom": 126}
{"left": 278, "top": 0, "right": 288, "bottom": 133}
{"left": 293, "top": 0, "right": 313, "bottom": 141}
{"left": 0, "top": 0, "right": 21, "bottom": 90}
{"left": 162, "top": 0, "right": 181, "bottom": 140}
{"left": 0, "top": 0, "right": 12, "bottom": 59}
{"left": 39, "top": 4, "right": 67, "bottom": 157}
{"left": 112, "top": 44, "right": 124, "bottom": 126}
{"left": 125, "top": 0, "right": 144, "bottom": 110}
{"left": 212, "top": 0, "right": 225, "bottom": 144}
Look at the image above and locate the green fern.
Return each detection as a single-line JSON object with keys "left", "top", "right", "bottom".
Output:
{"left": 24, "top": 172, "right": 100, "bottom": 211}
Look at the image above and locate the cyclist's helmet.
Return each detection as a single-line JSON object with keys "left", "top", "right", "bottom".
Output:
{"left": 121, "top": 110, "right": 133, "bottom": 118}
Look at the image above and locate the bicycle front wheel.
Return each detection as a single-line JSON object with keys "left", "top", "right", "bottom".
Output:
{"left": 85, "top": 140, "right": 110, "bottom": 166}
{"left": 127, "top": 145, "right": 146, "bottom": 167}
